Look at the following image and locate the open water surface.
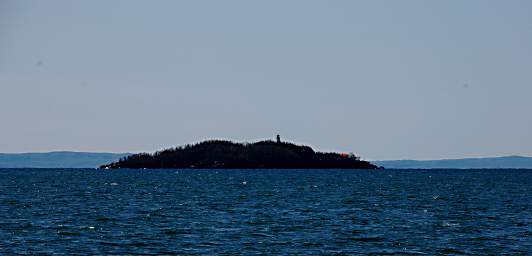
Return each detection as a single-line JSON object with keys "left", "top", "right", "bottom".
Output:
{"left": 0, "top": 168, "right": 530, "bottom": 255}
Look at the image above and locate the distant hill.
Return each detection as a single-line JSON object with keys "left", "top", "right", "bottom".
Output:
{"left": 3, "top": 152, "right": 531, "bottom": 169}
{"left": 373, "top": 156, "right": 532, "bottom": 169}
{"left": 102, "top": 140, "right": 377, "bottom": 169}
{"left": 0, "top": 152, "right": 130, "bottom": 168}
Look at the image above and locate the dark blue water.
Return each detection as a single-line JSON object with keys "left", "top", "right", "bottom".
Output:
{"left": 1, "top": 169, "right": 530, "bottom": 255}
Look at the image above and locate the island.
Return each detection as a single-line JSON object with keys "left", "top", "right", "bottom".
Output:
{"left": 100, "top": 137, "right": 378, "bottom": 169}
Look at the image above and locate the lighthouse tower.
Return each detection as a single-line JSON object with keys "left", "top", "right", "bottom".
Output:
{"left": 276, "top": 134, "right": 281, "bottom": 143}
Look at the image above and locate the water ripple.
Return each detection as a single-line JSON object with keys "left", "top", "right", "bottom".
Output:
{"left": 0, "top": 168, "right": 530, "bottom": 254}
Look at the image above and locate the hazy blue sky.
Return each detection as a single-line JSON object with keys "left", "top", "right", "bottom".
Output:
{"left": 1, "top": 1, "right": 531, "bottom": 160}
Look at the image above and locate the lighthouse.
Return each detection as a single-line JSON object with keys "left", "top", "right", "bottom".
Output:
{"left": 276, "top": 134, "right": 281, "bottom": 143}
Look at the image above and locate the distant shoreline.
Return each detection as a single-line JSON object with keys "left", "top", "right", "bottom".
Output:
{"left": 2, "top": 152, "right": 532, "bottom": 169}
{"left": 374, "top": 156, "right": 532, "bottom": 169}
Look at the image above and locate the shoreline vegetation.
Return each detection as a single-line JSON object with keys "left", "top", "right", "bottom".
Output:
{"left": 100, "top": 139, "right": 378, "bottom": 170}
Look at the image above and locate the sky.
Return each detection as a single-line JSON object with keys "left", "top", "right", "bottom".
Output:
{"left": 1, "top": 0, "right": 531, "bottom": 160}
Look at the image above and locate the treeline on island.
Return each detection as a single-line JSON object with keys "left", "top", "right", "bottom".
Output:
{"left": 100, "top": 140, "right": 378, "bottom": 169}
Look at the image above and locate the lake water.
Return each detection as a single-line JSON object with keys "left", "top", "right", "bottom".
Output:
{"left": 1, "top": 168, "right": 530, "bottom": 255}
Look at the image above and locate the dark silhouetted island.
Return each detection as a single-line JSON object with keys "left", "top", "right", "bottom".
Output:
{"left": 100, "top": 139, "right": 378, "bottom": 169}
